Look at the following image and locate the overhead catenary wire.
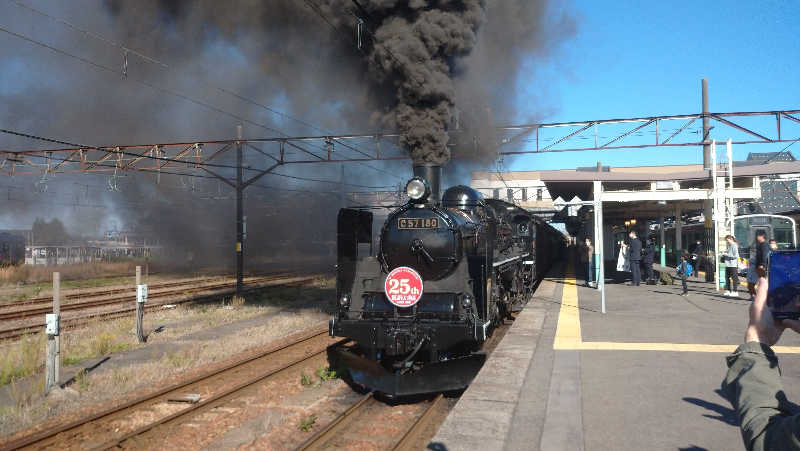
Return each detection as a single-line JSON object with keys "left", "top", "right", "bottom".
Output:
{"left": 761, "top": 137, "right": 800, "bottom": 165}
{"left": 6, "top": 1, "right": 405, "bottom": 182}
{"left": 301, "top": 0, "right": 427, "bottom": 88}
{"left": 0, "top": 24, "right": 287, "bottom": 137}
{"left": 0, "top": 22, "right": 367, "bottom": 167}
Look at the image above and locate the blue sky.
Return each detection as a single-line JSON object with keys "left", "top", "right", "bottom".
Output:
{"left": 510, "top": 0, "right": 800, "bottom": 171}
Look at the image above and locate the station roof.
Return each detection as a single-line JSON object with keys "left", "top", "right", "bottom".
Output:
{"left": 474, "top": 160, "right": 798, "bottom": 201}
{"left": 473, "top": 160, "right": 800, "bottom": 184}
{"left": 472, "top": 159, "right": 800, "bottom": 223}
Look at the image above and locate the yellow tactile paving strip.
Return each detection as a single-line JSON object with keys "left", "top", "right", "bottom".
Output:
{"left": 553, "top": 262, "right": 800, "bottom": 354}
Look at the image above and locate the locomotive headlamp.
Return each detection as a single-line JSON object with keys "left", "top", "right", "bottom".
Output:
{"left": 339, "top": 293, "right": 351, "bottom": 309}
{"left": 461, "top": 293, "right": 473, "bottom": 309}
{"left": 405, "top": 177, "right": 430, "bottom": 201}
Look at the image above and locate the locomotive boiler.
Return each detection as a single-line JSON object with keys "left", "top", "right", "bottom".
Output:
{"left": 330, "top": 165, "right": 564, "bottom": 396}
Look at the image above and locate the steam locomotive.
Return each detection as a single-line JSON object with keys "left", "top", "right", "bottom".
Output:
{"left": 330, "top": 165, "right": 564, "bottom": 396}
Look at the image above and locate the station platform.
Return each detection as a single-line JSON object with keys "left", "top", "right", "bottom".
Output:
{"left": 430, "top": 258, "right": 800, "bottom": 451}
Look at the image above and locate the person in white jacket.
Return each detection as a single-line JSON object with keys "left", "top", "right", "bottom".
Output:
{"left": 723, "top": 235, "right": 740, "bottom": 297}
{"left": 616, "top": 241, "right": 629, "bottom": 274}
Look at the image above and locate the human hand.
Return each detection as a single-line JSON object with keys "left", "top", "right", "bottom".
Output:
{"left": 780, "top": 296, "right": 800, "bottom": 335}
{"left": 745, "top": 277, "right": 785, "bottom": 346}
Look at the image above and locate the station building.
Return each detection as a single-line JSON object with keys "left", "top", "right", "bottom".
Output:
{"left": 471, "top": 153, "right": 800, "bottom": 274}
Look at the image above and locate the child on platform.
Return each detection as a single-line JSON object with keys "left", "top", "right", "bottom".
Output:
{"left": 677, "top": 254, "right": 692, "bottom": 297}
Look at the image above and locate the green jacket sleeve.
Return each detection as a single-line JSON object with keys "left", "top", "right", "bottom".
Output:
{"left": 723, "top": 342, "right": 800, "bottom": 451}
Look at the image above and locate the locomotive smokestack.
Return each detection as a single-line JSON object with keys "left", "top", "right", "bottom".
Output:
{"left": 413, "top": 164, "right": 442, "bottom": 203}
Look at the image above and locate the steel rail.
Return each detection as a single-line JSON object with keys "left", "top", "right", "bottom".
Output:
{"left": 296, "top": 392, "right": 445, "bottom": 451}
{"left": 0, "top": 276, "right": 223, "bottom": 308}
{"left": 2, "top": 272, "right": 300, "bottom": 308}
{"left": 393, "top": 394, "right": 445, "bottom": 451}
{"left": 0, "top": 274, "right": 296, "bottom": 321}
{"left": 296, "top": 392, "right": 376, "bottom": 451}
{"left": 0, "top": 325, "right": 333, "bottom": 450}
{"left": 98, "top": 338, "right": 348, "bottom": 450}
{"left": 0, "top": 276, "right": 317, "bottom": 341}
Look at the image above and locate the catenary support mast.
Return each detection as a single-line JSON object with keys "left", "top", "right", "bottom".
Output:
{"left": 236, "top": 125, "right": 244, "bottom": 296}
{"left": 702, "top": 79, "right": 713, "bottom": 281}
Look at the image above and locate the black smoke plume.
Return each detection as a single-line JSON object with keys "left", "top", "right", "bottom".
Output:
{"left": 357, "top": 1, "right": 485, "bottom": 165}
{"left": 104, "top": 0, "right": 572, "bottom": 165}
{"left": 0, "top": 0, "right": 572, "bottom": 270}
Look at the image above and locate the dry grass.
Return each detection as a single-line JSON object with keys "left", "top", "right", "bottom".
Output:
{"left": 0, "top": 313, "right": 329, "bottom": 438}
{"left": 0, "top": 260, "right": 144, "bottom": 287}
{"left": 231, "top": 295, "right": 245, "bottom": 308}
{"left": 0, "top": 276, "right": 334, "bottom": 389}
{"left": 60, "top": 321, "right": 136, "bottom": 367}
{"left": 0, "top": 276, "right": 334, "bottom": 438}
{"left": 0, "top": 334, "right": 46, "bottom": 386}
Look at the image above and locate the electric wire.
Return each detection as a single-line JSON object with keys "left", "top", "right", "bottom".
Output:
{"left": 0, "top": 24, "right": 286, "bottom": 137}
{"left": 0, "top": 22, "right": 371, "bottom": 171}
{"left": 8, "top": 0, "right": 166, "bottom": 67}
{"left": 761, "top": 137, "right": 800, "bottom": 165}
{"left": 7, "top": 0, "right": 404, "bottom": 182}
{"left": 5, "top": 13, "right": 794, "bottom": 179}
{"left": 301, "top": 0, "right": 427, "bottom": 88}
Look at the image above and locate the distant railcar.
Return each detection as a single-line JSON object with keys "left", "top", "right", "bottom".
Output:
{"left": 663, "top": 214, "right": 797, "bottom": 264}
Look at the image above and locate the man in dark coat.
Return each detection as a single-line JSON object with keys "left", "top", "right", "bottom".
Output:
{"left": 628, "top": 230, "right": 642, "bottom": 286}
{"left": 692, "top": 239, "right": 704, "bottom": 277}
{"left": 643, "top": 237, "right": 655, "bottom": 282}
{"left": 747, "top": 231, "right": 772, "bottom": 301}
{"left": 753, "top": 230, "right": 771, "bottom": 277}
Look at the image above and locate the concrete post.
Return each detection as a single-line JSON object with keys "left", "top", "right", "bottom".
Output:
{"left": 675, "top": 204, "right": 682, "bottom": 266}
{"left": 594, "top": 181, "right": 606, "bottom": 313}
{"left": 45, "top": 272, "right": 60, "bottom": 394}
{"left": 702, "top": 78, "right": 714, "bottom": 281}
{"left": 236, "top": 125, "right": 244, "bottom": 296}
{"left": 659, "top": 215, "right": 666, "bottom": 266}
{"left": 136, "top": 265, "right": 144, "bottom": 343}
{"left": 712, "top": 141, "right": 721, "bottom": 291}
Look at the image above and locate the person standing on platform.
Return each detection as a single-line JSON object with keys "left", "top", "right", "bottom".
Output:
{"left": 692, "top": 239, "right": 704, "bottom": 278}
{"left": 748, "top": 231, "right": 771, "bottom": 301}
{"left": 628, "top": 230, "right": 642, "bottom": 286}
{"left": 583, "top": 237, "right": 594, "bottom": 287}
{"left": 616, "top": 241, "right": 629, "bottom": 273}
{"left": 677, "top": 254, "right": 692, "bottom": 296}
{"left": 643, "top": 237, "right": 655, "bottom": 283}
{"left": 722, "top": 235, "right": 740, "bottom": 297}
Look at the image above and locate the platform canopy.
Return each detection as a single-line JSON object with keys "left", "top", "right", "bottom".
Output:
{"left": 543, "top": 159, "right": 800, "bottom": 224}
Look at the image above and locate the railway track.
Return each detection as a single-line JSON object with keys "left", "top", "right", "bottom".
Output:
{"left": 297, "top": 392, "right": 445, "bottom": 451}
{"left": 0, "top": 275, "right": 227, "bottom": 308}
{"left": 0, "top": 274, "right": 317, "bottom": 341}
{"left": 2, "top": 278, "right": 527, "bottom": 449}
{"left": 1, "top": 325, "right": 340, "bottom": 450}
{"left": 294, "top": 312, "right": 517, "bottom": 450}
{"left": 0, "top": 274, "right": 297, "bottom": 321}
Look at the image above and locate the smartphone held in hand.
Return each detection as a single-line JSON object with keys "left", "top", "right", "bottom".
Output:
{"left": 767, "top": 251, "right": 800, "bottom": 319}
